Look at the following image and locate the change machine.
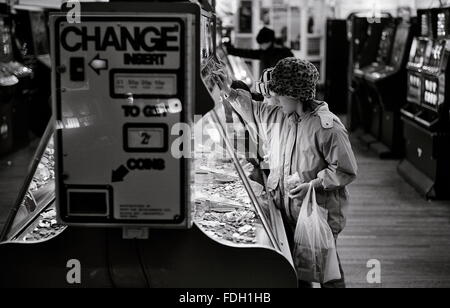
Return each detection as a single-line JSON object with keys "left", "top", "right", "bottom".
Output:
{"left": 0, "top": 1, "right": 296, "bottom": 288}
{"left": 53, "top": 6, "right": 192, "bottom": 228}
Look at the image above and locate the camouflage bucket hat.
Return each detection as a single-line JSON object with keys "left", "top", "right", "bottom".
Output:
{"left": 269, "top": 57, "right": 320, "bottom": 101}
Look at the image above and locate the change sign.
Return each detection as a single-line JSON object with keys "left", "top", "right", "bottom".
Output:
{"left": 53, "top": 15, "right": 191, "bottom": 228}
{"left": 60, "top": 20, "right": 183, "bottom": 69}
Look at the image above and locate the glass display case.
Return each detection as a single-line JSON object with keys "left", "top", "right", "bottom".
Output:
{"left": 192, "top": 110, "right": 273, "bottom": 248}
{"left": 1, "top": 125, "right": 66, "bottom": 243}
{"left": 193, "top": 51, "right": 291, "bottom": 259}
{"left": 1, "top": 81, "right": 289, "bottom": 257}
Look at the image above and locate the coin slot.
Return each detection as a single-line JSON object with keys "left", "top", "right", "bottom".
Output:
{"left": 67, "top": 189, "right": 110, "bottom": 217}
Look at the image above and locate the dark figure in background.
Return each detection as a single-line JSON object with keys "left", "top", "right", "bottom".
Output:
{"left": 225, "top": 27, "right": 294, "bottom": 75}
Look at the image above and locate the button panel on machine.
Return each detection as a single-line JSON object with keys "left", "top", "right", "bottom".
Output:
{"left": 52, "top": 14, "right": 193, "bottom": 228}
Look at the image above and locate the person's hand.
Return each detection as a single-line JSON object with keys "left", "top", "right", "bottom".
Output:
{"left": 289, "top": 183, "right": 310, "bottom": 201}
{"left": 223, "top": 39, "right": 232, "bottom": 49}
{"left": 242, "top": 162, "right": 255, "bottom": 177}
{"left": 289, "top": 179, "right": 322, "bottom": 200}
{"left": 212, "top": 68, "right": 232, "bottom": 96}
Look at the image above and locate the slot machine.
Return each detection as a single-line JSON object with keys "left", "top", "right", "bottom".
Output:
{"left": 399, "top": 8, "right": 450, "bottom": 199}
{"left": 347, "top": 13, "right": 393, "bottom": 131}
{"left": 361, "top": 20, "right": 415, "bottom": 158}
{"left": 354, "top": 22, "right": 397, "bottom": 78}
{"left": 404, "top": 38, "right": 429, "bottom": 113}
{"left": 0, "top": 6, "right": 35, "bottom": 148}
{"left": 353, "top": 20, "right": 397, "bottom": 146}
{"left": 9, "top": 6, "right": 52, "bottom": 139}
{"left": 325, "top": 19, "right": 349, "bottom": 113}
{"left": 0, "top": 1, "right": 296, "bottom": 288}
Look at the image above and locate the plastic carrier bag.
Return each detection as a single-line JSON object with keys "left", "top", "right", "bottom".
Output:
{"left": 293, "top": 184, "right": 342, "bottom": 284}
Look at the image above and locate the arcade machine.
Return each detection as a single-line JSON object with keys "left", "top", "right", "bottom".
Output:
{"left": 325, "top": 19, "right": 349, "bottom": 114}
{"left": 0, "top": 11, "right": 19, "bottom": 155}
{"left": 347, "top": 13, "right": 392, "bottom": 131}
{"left": 10, "top": 6, "right": 52, "bottom": 138}
{"left": 0, "top": 1, "right": 297, "bottom": 288}
{"left": 362, "top": 20, "right": 415, "bottom": 158}
{"left": 399, "top": 8, "right": 450, "bottom": 199}
{"left": 353, "top": 20, "right": 397, "bottom": 147}
{"left": 0, "top": 6, "right": 34, "bottom": 148}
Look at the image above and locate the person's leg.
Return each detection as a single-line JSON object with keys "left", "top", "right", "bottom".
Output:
{"left": 298, "top": 280, "right": 313, "bottom": 288}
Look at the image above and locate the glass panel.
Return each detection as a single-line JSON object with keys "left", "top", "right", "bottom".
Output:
{"left": 193, "top": 48, "right": 281, "bottom": 251}
{"left": 193, "top": 112, "right": 274, "bottom": 248}
{"left": 4, "top": 133, "right": 66, "bottom": 242}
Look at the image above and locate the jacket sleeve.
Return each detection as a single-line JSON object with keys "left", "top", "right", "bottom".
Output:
{"left": 227, "top": 89, "right": 281, "bottom": 127}
{"left": 315, "top": 125, "right": 358, "bottom": 191}
{"left": 227, "top": 45, "right": 262, "bottom": 60}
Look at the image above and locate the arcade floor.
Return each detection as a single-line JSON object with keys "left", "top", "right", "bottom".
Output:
{"left": 1, "top": 133, "right": 450, "bottom": 288}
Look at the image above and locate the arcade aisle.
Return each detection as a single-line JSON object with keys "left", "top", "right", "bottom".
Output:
{"left": 340, "top": 134, "right": 450, "bottom": 288}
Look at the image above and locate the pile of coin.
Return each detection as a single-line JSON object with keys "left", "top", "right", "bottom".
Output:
{"left": 29, "top": 142, "right": 55, "bottom": 193}
{"left": 20, "top": 207, "right": 65, "bottom": 242}
{"left": 196, "top": 209, "right": 258, "bottom": 244}
{"left": 201, "top": 182, "right": 252, "bottom": 207}
{"left": 193, "top": 144, "right": 264, "bottom": 245}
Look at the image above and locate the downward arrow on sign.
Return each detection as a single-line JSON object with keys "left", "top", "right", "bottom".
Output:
{"left": 112, "top": 165, "right": 129, "bottom": 183}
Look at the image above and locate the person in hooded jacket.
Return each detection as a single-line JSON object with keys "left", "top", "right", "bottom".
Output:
{"left": 214, "top": 58, "right": 358, "bottom": 288}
